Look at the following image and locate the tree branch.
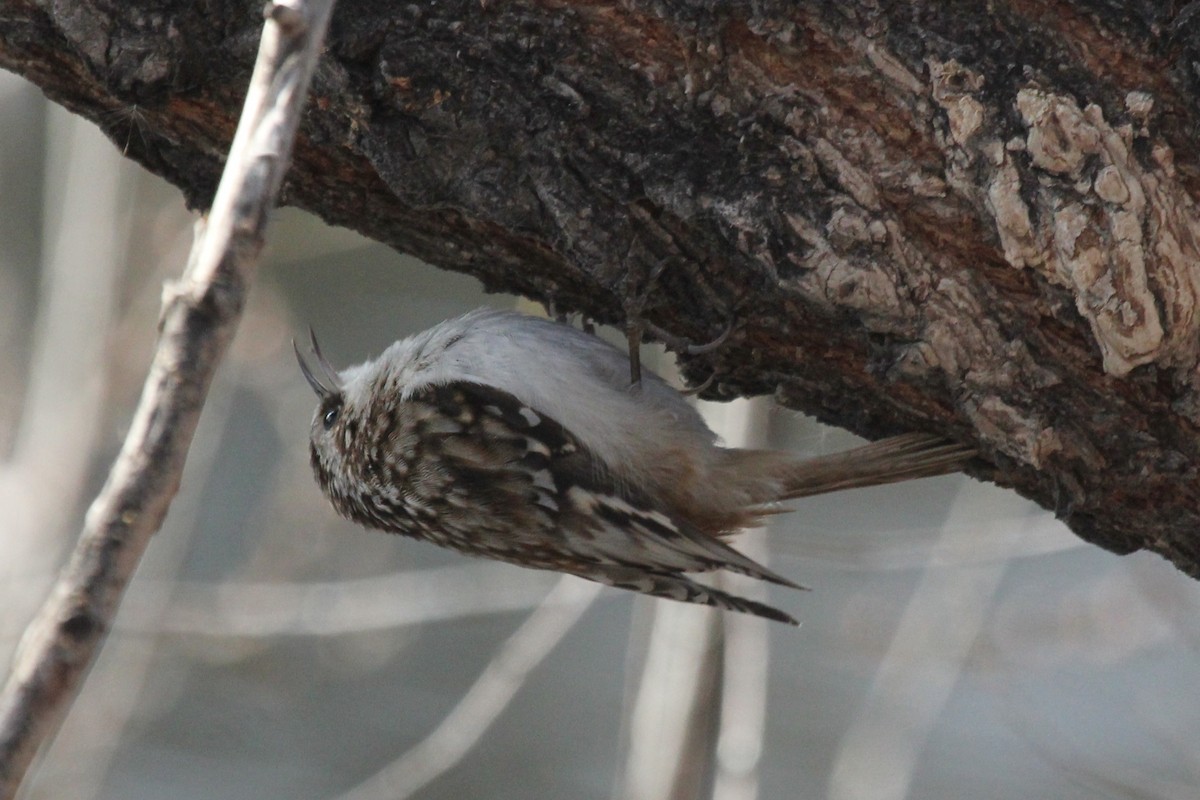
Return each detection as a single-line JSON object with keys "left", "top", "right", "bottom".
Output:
{"left": 4, "top": 5, "right": 1200, "bottom": 607}
{"left": 0, "top": 1, "right": 334, "bottom": 795}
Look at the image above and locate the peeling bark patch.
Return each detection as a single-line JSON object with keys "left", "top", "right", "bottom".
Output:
{"left": 1020, "top": 89, "right": 1200, "bottom": 375}
{"left": 946, "top": 80, "right": 1200, "bottom": 377}
{"left": 962, "top": 395, "right": 1048, "bottom": 466}
{"left": 1018, "top": 90, "right": 1101, "bottom": 176}
{"left": 811, "top": 137, "right": 882, "bottom": 212}
{"left": 783, "top": 210, "right": 903, "bottom": 319}
{"left": 987, "top": 159, "right": 1043, "bottom": 269}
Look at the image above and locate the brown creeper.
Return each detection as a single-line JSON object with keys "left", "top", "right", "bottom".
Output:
{"left": 296, "top": 309, "right": 973, "bottom": 625}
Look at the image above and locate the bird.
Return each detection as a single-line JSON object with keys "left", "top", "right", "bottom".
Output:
{"left": 296, "top": 308, "right": 974, "bottom": 625}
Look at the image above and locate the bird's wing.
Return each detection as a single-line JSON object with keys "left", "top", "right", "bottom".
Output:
{"left": 421, "top": 381, "right": 802, "bottom": 590}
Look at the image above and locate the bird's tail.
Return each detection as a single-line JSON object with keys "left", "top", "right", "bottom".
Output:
{"left": 713, "top": 432, "right": 974, "bottom": 511}
{"left": 777, "top": 432, "right": 975, "bottom": 499}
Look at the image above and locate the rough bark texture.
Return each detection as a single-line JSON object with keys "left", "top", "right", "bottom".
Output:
{"left": 5, "top": 1, "right": 1200, "bottom": 574}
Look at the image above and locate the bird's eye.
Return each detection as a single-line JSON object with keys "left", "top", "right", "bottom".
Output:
{"left": 323, "top": 406, "right": 340, "bottom": 430}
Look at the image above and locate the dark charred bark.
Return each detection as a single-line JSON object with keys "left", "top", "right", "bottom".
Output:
{"left": 5, "top": 1, "right": 1200, "bottom": 574}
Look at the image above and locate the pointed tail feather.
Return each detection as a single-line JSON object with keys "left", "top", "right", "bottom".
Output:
{"left": 780, "top": 433, "right": 974, "bottom": 500}
{"left": 584, "top": 566, "right": 800, "bottom": 625}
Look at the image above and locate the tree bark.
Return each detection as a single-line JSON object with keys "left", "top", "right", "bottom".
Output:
{"left": 5, "top": 1, "right": 1200, "bottom": 574}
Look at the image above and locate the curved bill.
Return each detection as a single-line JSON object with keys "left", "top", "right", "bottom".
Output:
{"left": 294, "top": 328, "right": 342, "bottom": 398}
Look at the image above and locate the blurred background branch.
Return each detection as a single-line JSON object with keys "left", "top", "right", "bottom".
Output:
{"left": 0, "top": 1, "right": 335, "bottom": 795}
{"left": 334, "top": 576, "right": 601, "bottom": 800}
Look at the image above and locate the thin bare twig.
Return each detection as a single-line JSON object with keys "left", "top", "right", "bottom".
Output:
{"left": 0, "top": 1, "right": 335, "bottom": 796}
{"left": 708, "top": 400, "right": 772, "bottom": 800}
{"left": 1, "top": 106, "right": 129, "bottom": 668}
{"left": 712, "top": 537, "right": 770, "bottom": 800}
{"left": 617, "top": 598, "right": 722, "bottom": 800}
{"left": 615, "top": 398, "right": 771, "bottom": 800}
{"left": 334, "top": 576, "right": 601, "bottom": 800}
{"left": 826, "top": 477, "right": 1007, "bottom": 800}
